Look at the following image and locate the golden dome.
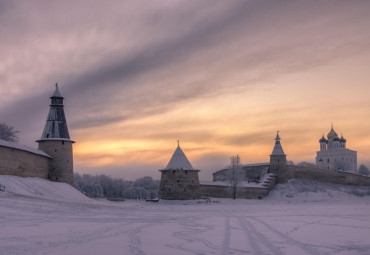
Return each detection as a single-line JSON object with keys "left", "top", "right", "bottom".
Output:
{"left": 327, "top": 127, "right": 338, "bottom": 139}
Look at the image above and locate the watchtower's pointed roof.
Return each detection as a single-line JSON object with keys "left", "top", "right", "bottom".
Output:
{"left": 38, "top": 84, "right": 73, "bottom": 142}
{"left": 165, "top": 142, "right": 194, "bottom": 170}
{"left": 51, "top": 83, "right": 63, "bottom": 98}
{"left": 271, "top": 131, "right": 285, "bottom": 156}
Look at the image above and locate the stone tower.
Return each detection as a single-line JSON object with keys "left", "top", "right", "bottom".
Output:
{"left": 158, "top": 142, "right": 201, "bottom": 200}
{"left": 37, "top": 84, "right": 75, "bottom": 185}
{"left": 269, "top": 131, "right": 287, "bottom": 182}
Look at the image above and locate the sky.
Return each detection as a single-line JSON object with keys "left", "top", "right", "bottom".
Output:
{"left": 1, "top": 0, "right": 370, "bottom": 180}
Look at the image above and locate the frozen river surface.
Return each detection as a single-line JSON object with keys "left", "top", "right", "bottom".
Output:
{"left": 0, "top": 176, "right": 370, "bottom": 255}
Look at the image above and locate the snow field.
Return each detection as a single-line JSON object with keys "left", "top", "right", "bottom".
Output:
{"left": 1, "top": 176, "right": 370, "bottom": 254}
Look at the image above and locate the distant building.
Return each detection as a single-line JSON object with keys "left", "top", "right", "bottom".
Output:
{"left": 212, "top": 131, "right": 284, "bottom": 183}
{"left": 0, "top": 84, "right": 75, "bottom": 185}
{"left": 163, "top": 130, "right": 369, "bottom": 200}
{"left": 316, "top": 125, "right": 357, "bottom": 172}
{"left": 158, "top": 142, "right": 201, "bottom": 200}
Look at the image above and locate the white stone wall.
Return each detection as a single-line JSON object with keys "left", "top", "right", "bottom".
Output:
{"left": 316, "top": 149, "right": 357, "bottom": 172}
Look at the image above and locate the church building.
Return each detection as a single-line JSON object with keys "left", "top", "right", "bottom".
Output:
{"left": 316, "top": 125, "right": 357, "bottom": 172}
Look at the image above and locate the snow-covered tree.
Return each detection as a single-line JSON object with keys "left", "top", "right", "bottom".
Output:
{"left": 0, "top": 122, "right": 19, "bottom": 142}
{"left": 74, "top": 173, "right": 159, "bottom": 199}
{"left": 358, "top": 164, "right": 370, "bottom": 176}
{"left": 297, "top": 161, "right": 316, "bottom": 168}
{"left": 286, "top": 160, "right": 295, "bottom": 165}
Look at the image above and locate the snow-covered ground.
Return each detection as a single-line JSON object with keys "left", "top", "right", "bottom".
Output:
{"left": 1, "top": 176, "right": 370, "bottom": 255}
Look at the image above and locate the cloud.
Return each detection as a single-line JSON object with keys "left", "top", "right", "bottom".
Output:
{"left": 1, "top": 0, "right": 370, "bottom": 174}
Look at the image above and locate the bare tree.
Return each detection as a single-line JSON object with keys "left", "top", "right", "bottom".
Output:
{"left": 229, "top": 155, "right": 241, "bottom": 199}
{"left": 0, "top": 122, "right": 19, "bottom": 142}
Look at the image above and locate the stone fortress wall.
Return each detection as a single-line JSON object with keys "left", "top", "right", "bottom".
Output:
{"left": 284, "top": 165, "right": 370, "bottom": 186}
{"left": 0, "top": 141, "right": 50, "bottom": 179}
{"left": 201, "top": 164, "right": 370, "bottom": 200}
{"left": 201, "top": 173, "right": 276, "bottom": 199}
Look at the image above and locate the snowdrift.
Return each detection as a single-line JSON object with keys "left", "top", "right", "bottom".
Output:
{"left": 0, "top": 175, "right": 91, "bottom": 203}
{"left": 267, "top": 178, "right": 370, "bottom": 203}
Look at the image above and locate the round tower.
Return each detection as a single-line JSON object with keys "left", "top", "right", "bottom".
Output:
{"left": 269, "top": 131, "right": 287, "bottom": 182}
{"left": 36, "top": 84, "right": 75, "bottom": 185}
{"left": 158, "top": 142, "right": 201, "bottom": 200}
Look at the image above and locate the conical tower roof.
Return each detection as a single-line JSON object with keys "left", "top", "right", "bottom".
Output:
{"left": 38, "top": 84, "right": 72, "bottom": 141}
{"left": 165, "top": 143, "right": 195, "bottom": 170}
{"left": 271, "top": 131, "right": 285, "bottom": 155}
{"left": 51, "top": 85, "right": 63, "bottom": 98}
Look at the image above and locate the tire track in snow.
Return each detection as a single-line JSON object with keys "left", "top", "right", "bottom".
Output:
{"left": 250, "top": 217, "right": 322, "bottom": 255}
{"left": 219, "top": 217, "right": 230, "bottom": 255}
{"left": 0, "top": 221, "right": 135, "bottom": 255}
{"left": 168, "top": 215, "right": 238, "bottom": 255}
{"left": 238, "top": 216, "right": 282, "bottom": 255}
{"left": 128, "top": 223, "right": 153, "bottom": 255}
{"left": 285, "top": 220, "right": 322, "bottom": 236}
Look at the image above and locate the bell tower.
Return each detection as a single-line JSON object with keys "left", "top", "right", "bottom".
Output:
{"left": 269, "top": 131, "right": 287, "bottom": 182}
{"left": 37, "top": 83, "right": 75, "bottom": 185}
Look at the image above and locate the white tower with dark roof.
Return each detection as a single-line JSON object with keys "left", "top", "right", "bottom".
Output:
{"left": 158, "top": 142, "right": 201, "bottom": 200}
{"left": 269, "top": 131, "right": 287, "bottom": 181}
{"left": 37, "top": 84, "right": 75, "bottom": 185}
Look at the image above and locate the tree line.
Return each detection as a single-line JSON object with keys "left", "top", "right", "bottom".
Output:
{"left": 74, "top": 173, "right": 160, "bottom": 200}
